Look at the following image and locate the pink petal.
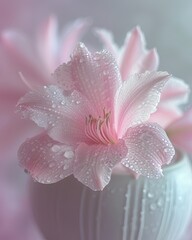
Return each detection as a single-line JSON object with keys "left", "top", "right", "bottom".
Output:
{"left": 53, "top": 43, "right": 121, "bottom": 116}
{"left": 16, "top": 85, "right": 93, "bottom": 144}
{"left": 133, "top": 48, "right": 159, "bottom": 74}
{"left": 122, "top": 123, "right": 175, "bottom": 178}
{"left": 59, "top": 18, "right": 91, "bottom": 63}
{"left": 73, "top": 140, "right": 127, "bottom": 191}
{"left": 18, "top": 133, "right": 75, "bottom": 183}
{"left": 119, "top": 26, "right": 146, "bottom": 80}
{"left": 94, "top": 28, "right": 119, "bottom": 58}
{"left": 150, "top": 106, "right": 181, "bottom": 128}
{"left": 160, "top": 77, "right": 190, "bottom": 104}
{"left": 0, "top": 30, "right": 47, "bottom": 88}
{"left": 150, "top": 78, "right": 190, "bottom": 127}
{"left": 36, "top": 15, "right": 58, "bottom": 72}
{"left": 115, "top": 71, "right": 170, "bottom": 137}
{"left": 166, "top": 108, "right": 192, "bottom": 153}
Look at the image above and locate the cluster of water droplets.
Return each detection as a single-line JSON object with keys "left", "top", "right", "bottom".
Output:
{"left": 19, "top": 134, "right": 75, "bottom": 184}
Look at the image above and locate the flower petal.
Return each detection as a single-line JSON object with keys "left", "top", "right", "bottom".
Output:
{"left": 94, "top": 28, "right": 119, "bottom": 58}
{"left": 16, "top": 85, "right": 93, "bottom": 144}
{"left": 0, "top": 30, "right": 47, "bottom": 88}
{"left": 73, "top": 140, "right": 127, "bottom": 191}
{"left": 59, "top": 18, "right": 91, "bottom": 63}
{"left": 150, "top": 106, "right": 182, "bottom": 128}
{"left": 167, "top": 108, "right": 192, "bottom": 153}
{"left": 150, "top": 77, "right": 190, "bottom": 127}
{"left": 160, "top": 77, "right": 190, "bottom": 104}
{"left": 133, "top": 48, "right": 159, "bottom": 74}
{"left": 115, "top": 71, "right": 170, "bottom": 137}
{"left": 53, "top": 43, "right": 121, "bottom": 116}
{"left": 119, "top": 26, "right": 146, "bottom": 80}
{"left": 122, "top": 123, "right": 175, "bottom": 178}
{"left": 18, "top": 133, "right": 75, "bottom": 183}
{"left": 36, "top": 15, "right": 58, "bottom": 71}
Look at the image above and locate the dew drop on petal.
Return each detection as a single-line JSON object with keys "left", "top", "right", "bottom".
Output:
{"left": 64, "top": 150, "right": 74, "bottom": 159}
{"left": 51, "top": 145, "right": 61, "bottom": 153}
{"left": 49, "top": 162, "right": 55, "bottom": 168}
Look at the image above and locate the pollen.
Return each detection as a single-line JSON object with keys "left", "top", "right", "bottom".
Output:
{"left": 85, "top": 109, "right": 117, "bottom": 145}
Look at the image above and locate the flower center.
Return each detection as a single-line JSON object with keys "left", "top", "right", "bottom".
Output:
{"left": 85, "top": 109, "right": 117, "bottom": 145}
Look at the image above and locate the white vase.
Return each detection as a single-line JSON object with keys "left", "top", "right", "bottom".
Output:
{"left": 31, "top": 153, "right": 192, "bottom": 240}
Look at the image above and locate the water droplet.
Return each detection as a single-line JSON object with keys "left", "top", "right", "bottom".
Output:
{"left": 49, "top": 162, "right": 55, "bottom": 168}
{"left": 178, "top": 196, "right": 183, "bottom": 201}
{"left": 143, "top": 188, "right": 147, "bottom": 193}
{"left": 61, "top": 100, "right": 65, "bottom": 105}
{"left": 64, "top": 150, "right": 74, "bottom": 159}
{"left": 157, "top": 198, "right": 163, "bottom": 207}
{"left": 51, "top": 145, "right": 61, "bottom": 153}
{"left": 52, "top": 104, "right": 56, "bottom": 108}
{"left": 63, "top": 164, "right": 69, "bottom": 170}
{"left": 150, "top": 203, "right": 156, "bottom": 211}
{"left": 147, "top": 192, "right": 154, "bottom": 198}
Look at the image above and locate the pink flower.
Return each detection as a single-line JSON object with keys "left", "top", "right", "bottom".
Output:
{"left": 1, "top": 16, "right": 90, "bottom": 89}
{"left": 96, "top": 26, "right": 192, "bottom": 153}
{"left": 17, "top": 43, "right": 175, "bottom": 191}
{"left": 0, "top": 16, "right": 90, "bottom": 161}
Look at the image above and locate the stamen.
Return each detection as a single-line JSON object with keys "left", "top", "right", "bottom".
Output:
{"left": 85, "top": 109, "right": 117, "bottom": 145}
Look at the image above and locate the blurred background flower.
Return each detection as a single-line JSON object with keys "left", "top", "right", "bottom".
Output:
{"left": 0, "top": 0, "right": 191, "bottom": 239}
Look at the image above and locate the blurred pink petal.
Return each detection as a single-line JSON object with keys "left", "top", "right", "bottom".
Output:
{"left": 94, "top": 28, "right": 119, "bottom": 57}
{"left": 122, "top": 123, "right": 175, "bottom": 178}
{"left": 37, "top": 16, "right": 90, "bottom": 71}
{"left": 133, "top": 48, "right": 159, "bottom": 73}
{"left": 0, "top": 30, "right": 48, "bottom": 88}
{"left": 166, "top": 107, "right": 192, "bottom": 153}
{"left": 96, "top": 26, "right": 158, "bottom": 80}
{"left": 115, "top": 71, "right": 170, "bottom": 137}
{"left": 119, "top": 26, "right": 146, "bottom": 80}
{"left": 1, "top": 16, "right": 90, "bottom": 89}
{"left": 59, "top": 18, "right": 91, "bottom": 63}
{"left": 150, "top": 77, "right": 190, "bottom": 127}
{"left": 18, "top": 44, "right": 175, "bottom": 190}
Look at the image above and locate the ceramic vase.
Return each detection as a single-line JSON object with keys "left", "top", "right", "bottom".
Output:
{"left": 31, "top": 153, "right": 192, "bottom": 240}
